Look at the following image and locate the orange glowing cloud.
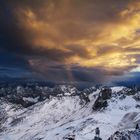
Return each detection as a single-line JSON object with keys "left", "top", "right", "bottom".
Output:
{"left": 10, "top": 0, "right": 140, "bottom": 73}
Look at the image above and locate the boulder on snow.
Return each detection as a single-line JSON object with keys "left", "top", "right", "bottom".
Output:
{"left": 92, "top": 96, "right": 108, "bottom": 110}
{"left": 63, "top": 134, "right": 75, "bottom": 140}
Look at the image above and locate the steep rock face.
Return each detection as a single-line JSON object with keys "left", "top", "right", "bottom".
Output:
{"left": 100, "top": 87, "right": 112, "bottom": 100}
{"left": 92, "top": 96, "right": 108, "bottom": 110}
{"left": 92, "top": 87, "right": 112, "bottom": 110}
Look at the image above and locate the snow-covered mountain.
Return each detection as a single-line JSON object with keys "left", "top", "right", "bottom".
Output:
{"left": 0, "top": 85, "right": 140, "bottom": 140}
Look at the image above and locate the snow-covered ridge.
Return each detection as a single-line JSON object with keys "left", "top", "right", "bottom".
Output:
{"left": 0, "top": 86, "right": 140, "bottom": 140}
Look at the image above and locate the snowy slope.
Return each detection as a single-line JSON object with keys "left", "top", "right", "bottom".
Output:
{"left": 0, "top": 86, "right": 140, "bottom": 140}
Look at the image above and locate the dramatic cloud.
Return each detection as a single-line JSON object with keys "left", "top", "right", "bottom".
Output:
{"left": 0, "top": 0, "right": 140, "bottom": 83}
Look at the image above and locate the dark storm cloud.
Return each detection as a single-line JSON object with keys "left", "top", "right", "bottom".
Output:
{"left": 0, "top": 1, "right": 31, "bottom": 54}
{"left": 0, "top": 51, "right": 29, "bottom": 68}
{"left": 31, "top": 65, "right": 110, "bottom": 84}
{"left": 0, "top": 0, "right": 135, "bottom": 56}
{"left": 0, "top": 50, "right": 34, "bottom": 78}
{"left": 113, "top": 72, "right": 140, "bottom": 87}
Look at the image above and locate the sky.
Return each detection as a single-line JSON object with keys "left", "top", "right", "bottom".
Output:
{"left": 0, "top": 0, "right": 140, "bottom": 85}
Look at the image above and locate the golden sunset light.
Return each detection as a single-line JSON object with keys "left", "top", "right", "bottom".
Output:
{"left": 11, "top": 0, "right": 140, "bottom": 72}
